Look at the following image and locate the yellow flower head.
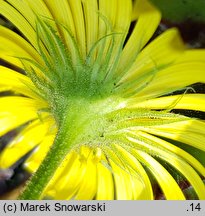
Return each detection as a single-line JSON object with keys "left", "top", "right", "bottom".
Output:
{"left": 0, "top": 0, "right": 205, "bottom": 200}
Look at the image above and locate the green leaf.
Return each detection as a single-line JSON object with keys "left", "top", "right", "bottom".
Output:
{"left": 149, "top": 0, "right": 205, "bottom": 22}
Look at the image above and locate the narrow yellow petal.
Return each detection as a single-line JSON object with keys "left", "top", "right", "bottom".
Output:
{"left": 43, "top": 0, "right": 80, "bottom": 64}
{"left": 68, "top": 0, "right": 86, "bottom": 57}
{"left": 43, "top": 0, "right": 75, "bottom": 35}
{"left": 138, "top": 131, "right": 205, "bottom": 176}
{"left": 82, "top": 0, "right": 98, "bottom": 54}
{"left": 96, "top": 162, "right": 114, "bottom": 200}
{"left": 95, "top": 0, "right": 132, "bottom": 76}
{"left": 141, "top": 120, "right": 205, "bottom": 151}
{"left": 0, "top": 0, "right": 37, "bottom": 48}
{"left": 0, "top": 26, "right": 42, "bottom": 67}
{"left": 98, "top": 0, "right": 117, "bottom": 32}
{"left": 129, "top": 94, "right": 205, "bottom": 112}
{"left": 0, "top": 119, "right": 51, "bottom": 168}
{"left": 136, "top": 138, "right": 205, "bottom": 199}
{"left": 114, "top": 0, "right": 132, "bottom": 32}
{"left": 109, "top": 159, "right": 133, "bottom": 199}
{"left": 135, "top": 62, "right": 205, "bottom": 99}
{"left": 163, "top": 155, "right": 205, "bottom": 200}
{"left": 107, "top": 147, "right": 142, "bottom": 199}
{"left": 97, "top": 0, "right": 117, "bottom": 61}
{"left": 120, "top": 28, "right": 184, "bottom": 82}
{"left": 133, "top": 150, "right": 185, "bottom": 200}
{"left": 74, "top": 159, "right": 97, "bottom": 200}
{"left": 115, "top": 145, "right": 153, "bottom": 199}
{"left": 119, "top": 0, "right": 161, "bottom": 74}
{"left": 108, "top": 0, "right": 132, "bottom": 72}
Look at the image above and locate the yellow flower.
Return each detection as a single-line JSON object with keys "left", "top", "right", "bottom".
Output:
{"left": 0, "top": 0, "right": 205, "bottom": 200}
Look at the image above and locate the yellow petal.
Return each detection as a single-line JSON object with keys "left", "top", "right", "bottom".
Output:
{"left": 129, "top": 94, "right": 205, "bottom": 112}
{"left": 74, "top": 158, "right": 97, "bottom": 199}
{"left": 42, "top": 0, "right": 81, "bottom": 64}
{"left": 138, "top": 131, "right": 205, "bottom": 176}
{"left": 133, "top": 150, "right": 185, "bottom": 200}
{"left": 42, "top": 152, "right": 86, "bottom": 200}
{"left": 0, "top": 26, "right": 42, "bottom": 68}
{"left": 97, "top": 0, "right": 131, "bottom": 66}
{"left": 0, "top": 119, "right": 51, "bottom": 168}
{"left": 135, "top": 137, "right": 205, "bottom": 199}
{"left": 135, "top": 62, "right": 205, "bottom": 99}
{"left": 141, "top": 119, "right": 205, "bottom": 152}
{"left": 0, "top": 0, "right": 37, "bottom": 48}
{"left": 0, "top": 96, "right": 46, "bottom": 137}
{"left": 24, "top": 135, "right": 55, "bottom": 173}
{"left": 68, "top": 0, "right": 86, "bottom": 57}
{"left": 162, "top": 155, "right": 205, "bottom": 200}
{"left": 119, "top": 0, "right": 161, "bottom": 75}
{"left": 96, "top": 161, "right": 114, "bottom": 200}
{"left": 115, "top": 145, "right": 154, "bottom": 199}
{"left": 107, "top": 0, "right": 132, "bottom": 75}
{"left": 176, "top": 49, "right": 205, "bottom": 63}
{"left": 109, "top": 159, "right": 133, "bottom": 199}
{"left": 0, "top": 66, "right": 39, "bottom": 98}
{"left": 82, "top": 0, "right": 98, "bottom": 54}
{"left": 106, "top": 147, "right": 145, "bottom": 199}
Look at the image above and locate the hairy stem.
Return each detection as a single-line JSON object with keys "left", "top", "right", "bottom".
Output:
{"left": 18, "top": 115, "right": 75, "bottom": 200}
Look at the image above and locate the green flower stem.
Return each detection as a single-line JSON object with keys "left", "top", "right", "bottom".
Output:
{"left": 19, "top": 98, "right": 93, "bottom": 199}
{"left": 18, "top": 117, "right": 74, "bottom": 200}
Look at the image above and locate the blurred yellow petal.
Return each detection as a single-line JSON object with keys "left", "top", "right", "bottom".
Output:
{"left": 24, "top": 135, "right": 55, "bottom": 173}
{"left": 176, "top": 49, "right": 205, "bottom": 63}
{"left": 0, "top": 96, "right": 46, "bottom": 137}
{"left": 133, "top": 150, "right": 185, "bottom": 200}
{"left": 0, "top": 119, "right": 52, "bottom": 168}
{"left": 0, "top": 26, "right": 42, "bottom": 68}
{"left": 0, "top": 66, "right": 40, "bottom": 98}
